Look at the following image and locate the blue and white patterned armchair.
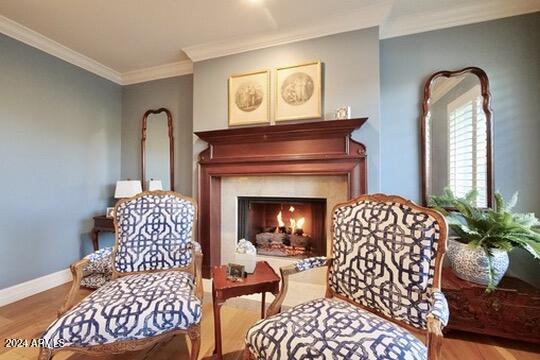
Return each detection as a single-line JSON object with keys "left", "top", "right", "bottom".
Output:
{"left": 244, "top": 194, "right": 449, "bottom": 360}
{"left": 39, "top": 191, "right": 203, "bottom": 360}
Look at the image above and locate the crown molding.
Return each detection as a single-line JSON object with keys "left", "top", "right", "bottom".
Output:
{"left": 121, "top": 60, "right": 193, "bottom": 85}
{"left": 380, "top": 0, "right": 540, "bottom": 39}
{"left": 183, "top": 1, "right": 394, "bottom": 62}
{"left": 0, "top": 15, "right": 122, "bottom": 83}
{"left": 1, "top": 2, "right": 538, "bottom": 84}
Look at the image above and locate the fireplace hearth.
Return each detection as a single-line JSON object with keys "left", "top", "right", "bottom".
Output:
{"left": 238, "top": 196, "right": 326, "bottom": 259}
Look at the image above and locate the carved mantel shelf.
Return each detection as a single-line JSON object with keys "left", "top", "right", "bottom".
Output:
{"left": 195, "top": 118, "right": 368, "bottom": 277}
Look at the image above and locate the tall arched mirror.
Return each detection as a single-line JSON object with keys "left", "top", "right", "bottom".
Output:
{"left": 421, "top": 67, "right": 493, "bottom": 208}
{"left": 141, "top": 108, "right": 174, "bottom": 191}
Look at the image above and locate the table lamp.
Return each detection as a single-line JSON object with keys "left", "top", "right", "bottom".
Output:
{"left": 114, "top": 180, "right": 142, "bottom": 199}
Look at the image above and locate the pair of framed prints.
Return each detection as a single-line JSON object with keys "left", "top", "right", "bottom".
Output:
{"left": 228, "top": 61, "right": 321, "bottom": 126}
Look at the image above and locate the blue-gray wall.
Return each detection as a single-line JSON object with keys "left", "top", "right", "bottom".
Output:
{"left": 0, "top": 34, "right": 122, "bottom": 289}
{"left": 193, "top": 28, "right": 381, "bottom": 192}
{"left": 381, "top": 13, "right": 540, "bottom": 285}
{"left": 121, "top": 75, "right": 194, "bottom": 195}
{"left": 1, "top": 12, "right": 538, "bottom": 289}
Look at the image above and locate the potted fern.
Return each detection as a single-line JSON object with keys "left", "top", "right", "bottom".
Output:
{"left": 429, "top": 188, "right": 540, "bottom": 290}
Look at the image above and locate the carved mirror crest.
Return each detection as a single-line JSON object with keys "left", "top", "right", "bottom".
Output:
{"left": 421, "top": 67, "right": 493, "bottom": 208}
{"left": 141, "top": 108, "right": 174, "bottom": 191}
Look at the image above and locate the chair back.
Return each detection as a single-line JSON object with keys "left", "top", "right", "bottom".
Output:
{"left": 112, "top": 191, "right": 196, "bottom": 275}
{"left": 329, "top": 194, "right": 447, "bottom": 330}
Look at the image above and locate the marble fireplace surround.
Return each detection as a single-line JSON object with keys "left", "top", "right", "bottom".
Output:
{"left": 195, "top": 118, "right": 368, "bottom": 278}
{"left": 217, "top": 175, "right": 349, "bottom": 306}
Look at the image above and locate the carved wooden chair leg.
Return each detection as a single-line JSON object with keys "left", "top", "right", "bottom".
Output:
{"left": 188, "top": 325, "right": 201, "bottom": 360}
{"left": 38, "top": 347, "right": 53, "bottom": 360}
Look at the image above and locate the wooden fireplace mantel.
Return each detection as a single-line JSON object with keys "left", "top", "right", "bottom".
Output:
{"left": 195, "top": 118, "right": 368, "bottom": 277}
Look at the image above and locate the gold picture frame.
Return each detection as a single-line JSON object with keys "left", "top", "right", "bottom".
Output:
{"left": 228, "top": 69, "right": 270, "bottom": 126}
{"left": 275, "top": 61, "right": 322, "bottom": 122}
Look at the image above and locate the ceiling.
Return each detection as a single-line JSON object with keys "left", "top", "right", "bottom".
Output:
{"left": 0, "top": 0, "right": 538, "bottom": 84}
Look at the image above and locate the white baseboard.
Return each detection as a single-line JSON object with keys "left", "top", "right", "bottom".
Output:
{"left": 0, "top": 269, "right": 72, "bottom": 307}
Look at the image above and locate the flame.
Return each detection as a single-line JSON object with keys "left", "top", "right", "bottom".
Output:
{"left": 277, "top": 211, "right": 285, "bottom": 227}
{"left": 289, "top": 206, "right": 295, "bottom": 212}
{"left": 289, "top": 218, "right": 296, "bottom": 230}
{"left": 297, "top": 217, "right": 305, "bottom": 230}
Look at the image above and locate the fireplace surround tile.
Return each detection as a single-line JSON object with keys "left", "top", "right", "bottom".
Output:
{"left": 221, "top": 175, "right": 348, "bottom": 286}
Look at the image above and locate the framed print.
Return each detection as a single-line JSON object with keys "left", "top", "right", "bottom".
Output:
{"left": 275, "top": 61, "right": 322, "bottom": 122}
{"left": 106, "top": 207, "right": 115, "bottom": 218}
{"left": 228, "top": 69, "right": 270, "bottom": 126}
{"left": 227, "top": 263, "right": 245, "bottom": 281}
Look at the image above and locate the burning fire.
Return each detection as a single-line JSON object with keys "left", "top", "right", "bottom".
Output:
{"left": 276, "top": 209, "right": 305, "bottom": 233}
{"left": 277, "top": 211, "right": 285, "bottom": 227}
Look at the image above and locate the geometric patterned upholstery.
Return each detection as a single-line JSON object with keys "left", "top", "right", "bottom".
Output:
{"left": 81, "top": 247, "right": 113, "bottom": 289}
{"left": 114, "top": 194, "right": 196, "bottom": 273}
{"left": 80, "top": 273, "right": 111, "bottom": 289}
{"left": 329, "top": 199, "right": 442, "bottom": 330}
{"left": 80, "top": 240, "right": 203, "bottom": 289}
{"left": 246, "top": 298, "right": 426, "bottom": 360}
{"left": 295, "top": 256, "right": 327, "bottom": 272}
{"left": 429, "top": 290, "right": 449, "bottom": 327}
{"left": 83, "top": 247, "right": 113, "bottom": 275}
{"left": 41, "top": 271, "right": 201, "bottom": 348}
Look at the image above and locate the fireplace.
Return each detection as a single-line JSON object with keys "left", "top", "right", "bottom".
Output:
{"left": 238, "top": 196, "right": 326, "bottom": 259}
{"left": 196, "top": 118, "right": 367, "bottom": 277}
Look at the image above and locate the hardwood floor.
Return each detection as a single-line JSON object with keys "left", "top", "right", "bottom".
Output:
{"left": 1, "top": 283, "right": 538, "bottom": 359}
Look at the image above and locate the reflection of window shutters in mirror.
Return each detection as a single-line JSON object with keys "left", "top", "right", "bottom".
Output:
{"left": 447, "top": 85, "right": 487, "bottom": 207}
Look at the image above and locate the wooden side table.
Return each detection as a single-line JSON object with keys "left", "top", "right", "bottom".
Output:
{"left": 442, "top": 267, "right": 540, "bottom": 344}
{"left": 90, "top": 215, "right": 115, "bottom": 251}
{"left": 212, "top": 261, "right": 280, "bottom": 359}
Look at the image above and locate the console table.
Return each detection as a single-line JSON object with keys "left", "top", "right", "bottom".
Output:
{"left": 90, "top": 215, "right": 114, "bottom": 251}
{"left": 442, "top": 267, "right": 540, "bottom": 344}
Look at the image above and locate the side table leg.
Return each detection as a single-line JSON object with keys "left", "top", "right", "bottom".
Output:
{"left": 261, "top": 292, "right": 266, "bottom": 318}
{"left": 90, "top": 229, "right": 99, "bottom": 251}
{"left": 213, "top": 288, "right": 224, "bottom": 360}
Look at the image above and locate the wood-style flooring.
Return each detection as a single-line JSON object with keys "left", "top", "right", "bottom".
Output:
{"left": 0, "top": 283, "right": 539, "bottom": 359}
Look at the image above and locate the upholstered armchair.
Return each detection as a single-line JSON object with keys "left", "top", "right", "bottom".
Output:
{"left": 245, "top": 194, "right": 449, "bottom": 360}
{"left": 39, "top": 191, "right": 203, "bottom": 360}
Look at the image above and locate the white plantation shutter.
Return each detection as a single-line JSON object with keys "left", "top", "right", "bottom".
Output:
{"left": 448, "top": 85, "right": 487, "bottom": 207}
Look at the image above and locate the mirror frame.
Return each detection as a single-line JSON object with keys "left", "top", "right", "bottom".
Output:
{"left": 141, "top": 108, "right": 174, "bottom": 191}
{"left": 420, "top": 66, "right": 493, "bottom": 208}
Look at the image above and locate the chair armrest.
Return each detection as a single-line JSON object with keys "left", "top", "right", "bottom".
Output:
{"left": 294, "top": 256, "right": 330, "bottom": 272}
{"left": 428, "top": 290, "right": 449, "bottom": 327}
{"left": 191, "top": 241, "right": 203, "bottom": 301}
{"left": 57, "top": 258, "right": 89, "bottom": 316}
{"left": 267, "top": 256, "right": 332, "bottom": 316}
{"left": 426, "top": 290, "right": 448, "bottom": 360}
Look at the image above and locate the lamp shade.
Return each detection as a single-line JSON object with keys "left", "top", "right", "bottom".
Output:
{"left": 114, "top": 180, "right": 142, "bottom": 198}
{"left": 147, "top": 179, "right": 163, "bottom": 191}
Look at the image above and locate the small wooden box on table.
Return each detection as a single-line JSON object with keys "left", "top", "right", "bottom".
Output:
{"left": 212, "top": 261, "right": 280, "bottom": 359}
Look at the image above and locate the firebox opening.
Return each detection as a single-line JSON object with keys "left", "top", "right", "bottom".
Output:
{"left": 237, "top": 196, "right": 326, "bottom": 259}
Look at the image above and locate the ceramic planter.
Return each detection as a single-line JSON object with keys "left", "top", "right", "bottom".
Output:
{"left": 447, "top": 238, "right": 509, "bottom": 286}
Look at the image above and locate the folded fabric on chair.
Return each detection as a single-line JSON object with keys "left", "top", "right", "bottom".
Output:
{"left": 80, "top": 247, "right": 113, "bottom": 289}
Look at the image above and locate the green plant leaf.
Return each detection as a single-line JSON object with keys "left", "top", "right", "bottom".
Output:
{"left": 430, "top": 188, "right": 540, "bottom": 286}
